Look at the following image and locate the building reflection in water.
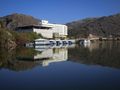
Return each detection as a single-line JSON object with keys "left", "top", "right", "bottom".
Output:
{"left": 33, "top": 48, "right": 68, "bottom": 66}
{"left": 0, "top": 43, "right": 76, "bottom": 71}
{"left": 1, "top": 41, "right": 120, "bottom": 71}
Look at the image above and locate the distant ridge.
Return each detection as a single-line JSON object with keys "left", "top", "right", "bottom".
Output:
{"left": 1, "top": 13, "right": 120, "bottom": 38}
{"left": 0, "top": 13, "right": 40, "bottom": 30}
{"left": 66, "top": 13, "right": 120, "bottom": 38}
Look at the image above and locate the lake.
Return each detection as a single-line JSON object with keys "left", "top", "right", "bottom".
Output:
{"left": 0, "top": 41, "right": 120, "bottom": 90}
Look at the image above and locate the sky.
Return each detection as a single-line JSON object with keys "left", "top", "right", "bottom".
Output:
{"left": 0, "top": 0, "right": 120, "bottom": 23}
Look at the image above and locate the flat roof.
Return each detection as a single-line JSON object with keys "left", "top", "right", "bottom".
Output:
{"left": 16, "top": 25, "right": 52, "bottom": 30}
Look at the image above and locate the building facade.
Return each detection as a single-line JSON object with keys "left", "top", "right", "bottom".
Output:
{"left": 16, "top": 20, "right": 68, "bottom": 39}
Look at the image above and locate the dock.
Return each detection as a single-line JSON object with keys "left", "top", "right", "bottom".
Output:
{"left": 26, "top": 39, "right": 76, "bottom": 49}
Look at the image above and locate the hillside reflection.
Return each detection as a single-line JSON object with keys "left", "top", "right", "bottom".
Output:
{"left": 69, "top": 41, "right": 120, "bottom": 68}
{"left": 0, "top": 41, "right": 120, "bottom": 71}
{"left": 0, "top": 47, "right": 68, "bottom": 71}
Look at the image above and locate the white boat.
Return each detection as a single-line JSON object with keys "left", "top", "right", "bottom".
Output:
{"left": 34, "top": 39, "right": 50, "bottom": 45}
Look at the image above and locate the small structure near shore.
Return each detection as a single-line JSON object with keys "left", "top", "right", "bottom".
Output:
{"left": 79, "top": 39, "right": 91, "bottom": 47}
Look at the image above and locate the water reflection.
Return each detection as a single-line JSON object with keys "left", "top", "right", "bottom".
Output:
{"left": 69, "top": 41, "right": 120, "bottom": 68}
{"left": 17, "top": 47, "right": 68, "bottom": 67}
{"left": 0, "top": 41, "right": 120, "bottom": 71}
{"left": 0, "top": 48, "right": 16, "bottom": 70}
{"left": 0, "top": 47, "right": 69, "bottom": 71}
{"left": 0, "top": 42, "right": 120, "bottom": 89}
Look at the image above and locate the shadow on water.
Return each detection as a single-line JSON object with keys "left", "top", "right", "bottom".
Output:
{"left": 69, "top": 41, "right": 120, "bottom": 69}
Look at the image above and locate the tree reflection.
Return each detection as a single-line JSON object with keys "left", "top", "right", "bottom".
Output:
{"left": 0, "top": 46, "right": 68, "bottom": 71}
{"left": 1, "top": 41, "right": 120, "bottom": 71}
{"left": 0, "top": 47, "right": 40, "bottom": 71}
{"left": 69, "top": 41, "right": 120, "bottom": 69}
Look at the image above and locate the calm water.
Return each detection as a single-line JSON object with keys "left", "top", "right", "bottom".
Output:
{"left": 0, "top": 41, "right": 120, "bottom": 89}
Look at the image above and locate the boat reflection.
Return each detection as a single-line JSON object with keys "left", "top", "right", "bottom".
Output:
{"left": 1, "top": 41, "right": 120, "bottom": 71}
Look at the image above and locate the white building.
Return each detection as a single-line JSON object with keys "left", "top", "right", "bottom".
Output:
{"left": 16, "top": 20, "right": 68, "bottom": 39}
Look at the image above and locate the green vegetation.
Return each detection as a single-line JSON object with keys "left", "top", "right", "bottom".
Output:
{"left": 0, "top": 13, "right": 44, "bottom": 47}
{"left": 10, "top": 31, "right": 42, "bottom": 45}
{"left": 0, "top": 21, "right": 15, "bottom": 49}
{"left": 0, "top": 23, "right": 41, "bottom": 48}
{"left": 0, "top": 27, "right": 16, "bottom": 49}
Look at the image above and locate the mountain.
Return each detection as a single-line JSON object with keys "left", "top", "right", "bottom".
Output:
{"left": 66, "top": 13, "right": 120, "bottom": 38}
{"left": 1, "top": 13, "right": 120, "bottom": 38}
{"left": 0, "top": 13, "right": 40, "bottom": 30}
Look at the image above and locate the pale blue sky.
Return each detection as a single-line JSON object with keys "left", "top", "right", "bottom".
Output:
{"left": 0, "top": 0, "right": 120, "bottom": 23}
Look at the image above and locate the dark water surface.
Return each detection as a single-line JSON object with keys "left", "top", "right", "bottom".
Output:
{"left": 0, "top": 41, "right": 120, "bottom": 90}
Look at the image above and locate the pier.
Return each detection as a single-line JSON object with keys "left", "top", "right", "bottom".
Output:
{"left": 26, "top": 39, "right": 76, "bottom": 49}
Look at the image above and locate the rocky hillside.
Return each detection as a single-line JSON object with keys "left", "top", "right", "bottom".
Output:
{"left": 67, "top": 13, "right": 120, "bottom": 38}
{"left": 0, "top": 13, "right": 40, "bottom": 30}
{"left": 1, "top": 13, "right": 120, "bottom": 39}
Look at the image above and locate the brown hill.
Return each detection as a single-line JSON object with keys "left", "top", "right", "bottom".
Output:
{"left": 66, "top": 13, "right": 120, "bottom": 38}
{"left": 0, "top": 13, "right": 40, "bottom": 30}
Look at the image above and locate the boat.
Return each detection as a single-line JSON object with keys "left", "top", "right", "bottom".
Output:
{"left": 34, "top": 39, "right": 50, "bottom": 45}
